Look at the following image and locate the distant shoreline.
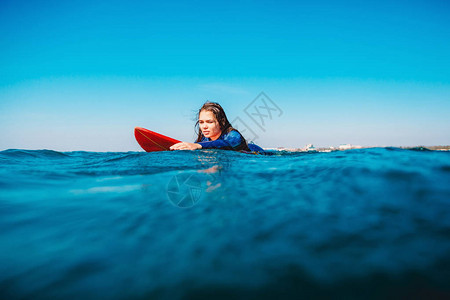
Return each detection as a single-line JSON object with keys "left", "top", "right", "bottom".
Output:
{"left": 0, "top": 146, "right": 449, "bottom": 153}
{"left": 264, "top": 145, "right": 450, "bottom": 152}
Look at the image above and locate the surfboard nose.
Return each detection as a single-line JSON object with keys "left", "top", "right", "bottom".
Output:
{"left": 134, "top": 127, "right": 181, "bottom": 152}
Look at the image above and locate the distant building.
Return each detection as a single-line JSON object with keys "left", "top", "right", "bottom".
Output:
{"left": 338, "top": 144, "right": 362, "bottom": 150}
{"left": 301, "top": 144, "right": 317, "bottom": 152}
{"left": 306, "top": 144, "right": 315, "bottom": 151}
{"left": 339, "top": 144, "right": 352, "bottom": 150}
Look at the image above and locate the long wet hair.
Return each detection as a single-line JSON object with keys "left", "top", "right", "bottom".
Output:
{"left": 194, "top": 102, "right": 248, "bottom": 147}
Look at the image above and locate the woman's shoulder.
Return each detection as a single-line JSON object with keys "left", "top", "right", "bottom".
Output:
{"left": 223, "top": 130, "right": 245, "bottom": 146}
{"left": 224, "top": 129, "right": 242, "bottom": 139}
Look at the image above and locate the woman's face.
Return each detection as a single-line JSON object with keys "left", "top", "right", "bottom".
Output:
{"left": 199, "top": 110, "right": 222, "bottom": 140}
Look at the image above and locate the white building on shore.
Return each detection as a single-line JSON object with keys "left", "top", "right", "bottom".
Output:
{"left": 338, "top": 144, "right": 362, "bottom": 150}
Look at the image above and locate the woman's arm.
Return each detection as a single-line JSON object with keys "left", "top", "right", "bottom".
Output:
{"left": 197, "top": 139, "right": 233, "bottom": 150}
{"left": 169, "top": 142, "right": 202, "bottom": 150}
{"left": 170, "top": 131, "right": 244, "bottom": 151}
{"left": 198, "top": 131, "right": 244, "bottom": 150}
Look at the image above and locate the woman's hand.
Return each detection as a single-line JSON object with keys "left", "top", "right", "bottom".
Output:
{"left": 170, "top": 142, "right": 202, "bottom": 150}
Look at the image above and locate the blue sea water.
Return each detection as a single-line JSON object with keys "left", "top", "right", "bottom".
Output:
{"left": 0, "top": 148, "right": 449, "bottom": 299}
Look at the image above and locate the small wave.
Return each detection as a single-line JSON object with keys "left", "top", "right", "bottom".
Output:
{"left": 0, "top": 149, "right": 69, "bottom": 159}
{"left": 385, "top": 146, "right": 404, "bottom": 151}
{"left": 407, "top": 146, "right": 433, "bottom": 152}
{"left": 439, "top": 165, "right": 450, "bottom": 173}
{"left": 70, "top": 184, "right": 142, "bottom": 194}
{"left": 102, "top": 152, "right": 145, "bottom": 163}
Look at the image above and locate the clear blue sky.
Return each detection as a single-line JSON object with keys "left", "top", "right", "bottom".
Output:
{"left": 1, "top": 0, "right": 449, "bottom": 151}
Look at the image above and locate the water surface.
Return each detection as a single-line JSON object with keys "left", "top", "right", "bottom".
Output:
{"left": 1, "top": 148, "right": 449, "bottom": 299}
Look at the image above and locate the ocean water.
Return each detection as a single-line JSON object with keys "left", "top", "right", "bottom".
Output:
{"left": 0, "top": 148, "right": 449, "bottom": 299}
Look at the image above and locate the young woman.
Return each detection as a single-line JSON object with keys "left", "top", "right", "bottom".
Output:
{"left": 170, "top": 102, "right": 264, "bottom": 152}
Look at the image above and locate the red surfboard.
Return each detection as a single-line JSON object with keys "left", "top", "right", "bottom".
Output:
{"left": 134, "top": 127, "right": 181, "bottom": 152}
